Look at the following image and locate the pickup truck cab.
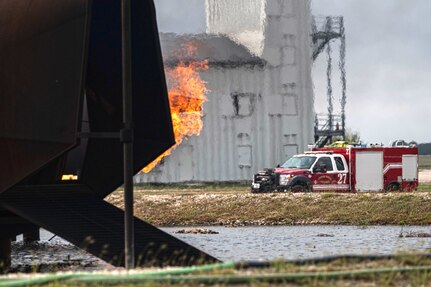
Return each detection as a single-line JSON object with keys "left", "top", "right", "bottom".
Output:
{"left": 251, "top": 152, "right": 349, "bottom": 192}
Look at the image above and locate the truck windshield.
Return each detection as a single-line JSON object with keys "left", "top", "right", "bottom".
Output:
{"left": 281, "top": 156, "right": 316, "bottom": 169}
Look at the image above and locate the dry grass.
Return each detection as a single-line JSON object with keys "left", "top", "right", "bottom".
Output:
{"left": 107, "top": 186, "right": 431, "bottom": 226}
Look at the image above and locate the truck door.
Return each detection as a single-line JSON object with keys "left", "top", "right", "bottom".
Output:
{"left": 311, "top": 156, "right": 349, "bottom": 191}
{"left": 333, "top": 156, "right": 349, "bottom": 191}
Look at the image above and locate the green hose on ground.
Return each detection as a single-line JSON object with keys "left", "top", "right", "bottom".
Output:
{"left": 78, "top": 261, "right": 235, "bottom": 281}
{"left": 0, "top": 261, "right": 235, "bottom": 287}
{"left": 0, "top": 274, "right": 78, "bottom": 287}
{"left": 2, "top": 263, "right": 431, "bottom": 286}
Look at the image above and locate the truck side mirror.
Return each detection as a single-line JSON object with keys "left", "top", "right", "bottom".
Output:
{"left": 276, "top": 164, "right": 281, "bottom": 168}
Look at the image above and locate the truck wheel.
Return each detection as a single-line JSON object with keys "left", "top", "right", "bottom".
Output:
{"left": 291, "top": 184, "right": 306, "bottom": 193}
{"left": 385, "top": 182, "right": 400, "bottom": 192}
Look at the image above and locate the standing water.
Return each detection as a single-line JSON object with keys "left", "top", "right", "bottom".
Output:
{"left": 166, "top": 225, "right": 431, "bottom": 261}
{"left": 12, "top": 225, "right": 431, "bottom": 270}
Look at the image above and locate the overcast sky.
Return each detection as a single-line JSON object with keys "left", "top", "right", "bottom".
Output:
{"left": 155, "top": 0, "right": 204, "bottom": 33}
{"left": 154, "top": 0, "right": 431, "bottom": 144}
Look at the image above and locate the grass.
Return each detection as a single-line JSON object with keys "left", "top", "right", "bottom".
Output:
{"left": 419, "top": 155, "right": 431, "bottom": 170}
{"left": 119, "top": 182, "right": 249, "bottom": 195}
{"left": 6, "top": 255, "right": 431, "bottom": 286}
{"left": 420, "top": 183, "right": 431, "bottom": 192}
{"left": 106, "top": 183, "right": 431, "bottom": 226}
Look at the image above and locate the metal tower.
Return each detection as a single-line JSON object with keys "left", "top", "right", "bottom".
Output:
{"left": 312, "top": 16, "right": 346, "bottom": 147}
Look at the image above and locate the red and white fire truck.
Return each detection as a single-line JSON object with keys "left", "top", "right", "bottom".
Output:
{"left": 251, "top": 146, "right": 419, "bottom": 192}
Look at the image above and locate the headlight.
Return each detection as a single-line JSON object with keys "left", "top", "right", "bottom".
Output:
{"left": 279, "top": 174, "right": 292, "bottom": 186}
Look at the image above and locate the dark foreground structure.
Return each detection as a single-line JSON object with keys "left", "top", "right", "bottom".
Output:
{"left": 0, "top": 0, "right": 217, "bottom": 268}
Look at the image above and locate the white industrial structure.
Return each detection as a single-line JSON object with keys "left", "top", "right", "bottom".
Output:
{"left": 135, "top": 0, "right": 314, "bottom": 182}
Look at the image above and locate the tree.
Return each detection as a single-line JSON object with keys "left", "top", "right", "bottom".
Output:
{"left": 418, "top": 143, "right": 431, "bottom": 155}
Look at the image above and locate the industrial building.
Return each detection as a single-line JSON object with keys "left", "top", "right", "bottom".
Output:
{"left": 135, "top": 0, "right": 314, "bottom": 182}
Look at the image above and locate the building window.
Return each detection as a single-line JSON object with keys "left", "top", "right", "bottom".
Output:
{"left": 231, "top": 93, "right": 255, "bottom": 117}
{"left": 237, "top": 145, "right": 252, "bottom": 168}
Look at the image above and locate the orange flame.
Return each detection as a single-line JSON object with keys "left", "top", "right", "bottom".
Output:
{"left": 142, "top": 44, "right": 208, "bottom": 173}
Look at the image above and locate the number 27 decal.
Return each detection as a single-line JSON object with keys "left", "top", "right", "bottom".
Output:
{"left": 337, "top": 173, "right": 347, "bottom": 184}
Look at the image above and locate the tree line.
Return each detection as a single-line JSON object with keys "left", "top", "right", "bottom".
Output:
{"left": 418, "top": 143, "right": 431, "bottom": 155}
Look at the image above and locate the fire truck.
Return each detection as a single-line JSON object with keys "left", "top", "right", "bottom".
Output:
{"left": 251, "top": 146, "right": 419, "bottom": 193}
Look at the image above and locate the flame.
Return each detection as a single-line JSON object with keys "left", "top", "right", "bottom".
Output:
{"left": 142, "top": 45, "right": 208, "bottom": 173}
{"left": 61, "top": 174, "right": 78, "bottom": 181}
